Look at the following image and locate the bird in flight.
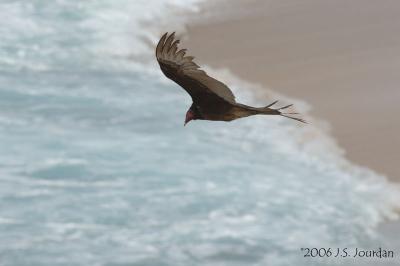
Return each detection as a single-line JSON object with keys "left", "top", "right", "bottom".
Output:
{"left": 156, "top": 32, "right": 305, "bottom": 126}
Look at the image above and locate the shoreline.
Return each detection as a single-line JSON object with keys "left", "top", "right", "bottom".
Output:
{"left": 183, "top": 0, "right": 400, "bottom": 182}
{"left": 178, "top": 0, "right": 400, "bottom": 257}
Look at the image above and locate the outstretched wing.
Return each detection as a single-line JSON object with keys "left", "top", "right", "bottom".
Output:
{"left": 156, "top": 32, "right": 236, "bottom": 105}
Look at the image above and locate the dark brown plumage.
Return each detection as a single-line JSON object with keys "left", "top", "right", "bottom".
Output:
{"left": 156, "top": 32, "right": 305, "bottom": 125}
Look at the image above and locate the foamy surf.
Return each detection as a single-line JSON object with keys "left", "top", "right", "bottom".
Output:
{"left": 0, "top": 1, "right": 399, "bottom": 266}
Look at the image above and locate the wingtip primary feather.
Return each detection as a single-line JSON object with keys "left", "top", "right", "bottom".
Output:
{"left": 162, "top": 32, "right": 175, "bottom": 55}
{"left": 278, "top": 104, "right": 293, "bottom": 110}
{"left": 156, "top": 32, "right": 168, "bottom": 58}
{"left": 280, "top": 114, "right": 307, "bottom": 124}
{"left": 263, "top": 100, "right": 306, "bottom": 123}
{"left": 175, "top": 49, "right": 187, "bottom": 62}
{"left": 167, "top": 39, "right": 180, "bottom": 59}
{"left": 265, "top": 100, "right": 279, "bottom": 108}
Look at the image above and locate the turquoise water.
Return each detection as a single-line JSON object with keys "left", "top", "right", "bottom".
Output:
{"left": 0, "top": 1, "right": 399, "bottom": 266}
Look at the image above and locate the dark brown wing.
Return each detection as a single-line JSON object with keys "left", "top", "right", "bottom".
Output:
{"left": 156, "top": 32, "right": 236, "bottom": 105}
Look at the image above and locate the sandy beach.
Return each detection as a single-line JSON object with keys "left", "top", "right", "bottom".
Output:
{"left": 183, "top": 0, "right": 400, "bottom": 182}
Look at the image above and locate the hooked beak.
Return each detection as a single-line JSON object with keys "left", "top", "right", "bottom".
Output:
{"left": 184, "top": 110, "right": 194, "bottom": 126}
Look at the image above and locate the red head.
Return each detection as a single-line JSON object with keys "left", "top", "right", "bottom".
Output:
{"left": 184, "top": 104, "right": 202, "bottom": 126}
{"left": 184, "top": 110, "right": 194, "bottom": 126}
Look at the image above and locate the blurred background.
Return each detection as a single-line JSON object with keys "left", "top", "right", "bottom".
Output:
{"left": 0, "top": 1, "right": 399, "bottom": 265}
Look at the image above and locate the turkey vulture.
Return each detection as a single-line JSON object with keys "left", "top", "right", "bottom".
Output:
{"left": 156, "top": 32, "right": 305, "bottom": 125}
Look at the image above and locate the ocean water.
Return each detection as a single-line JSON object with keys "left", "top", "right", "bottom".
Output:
{"left": 0, "top": 1, "right": 399, "bottom": 266}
